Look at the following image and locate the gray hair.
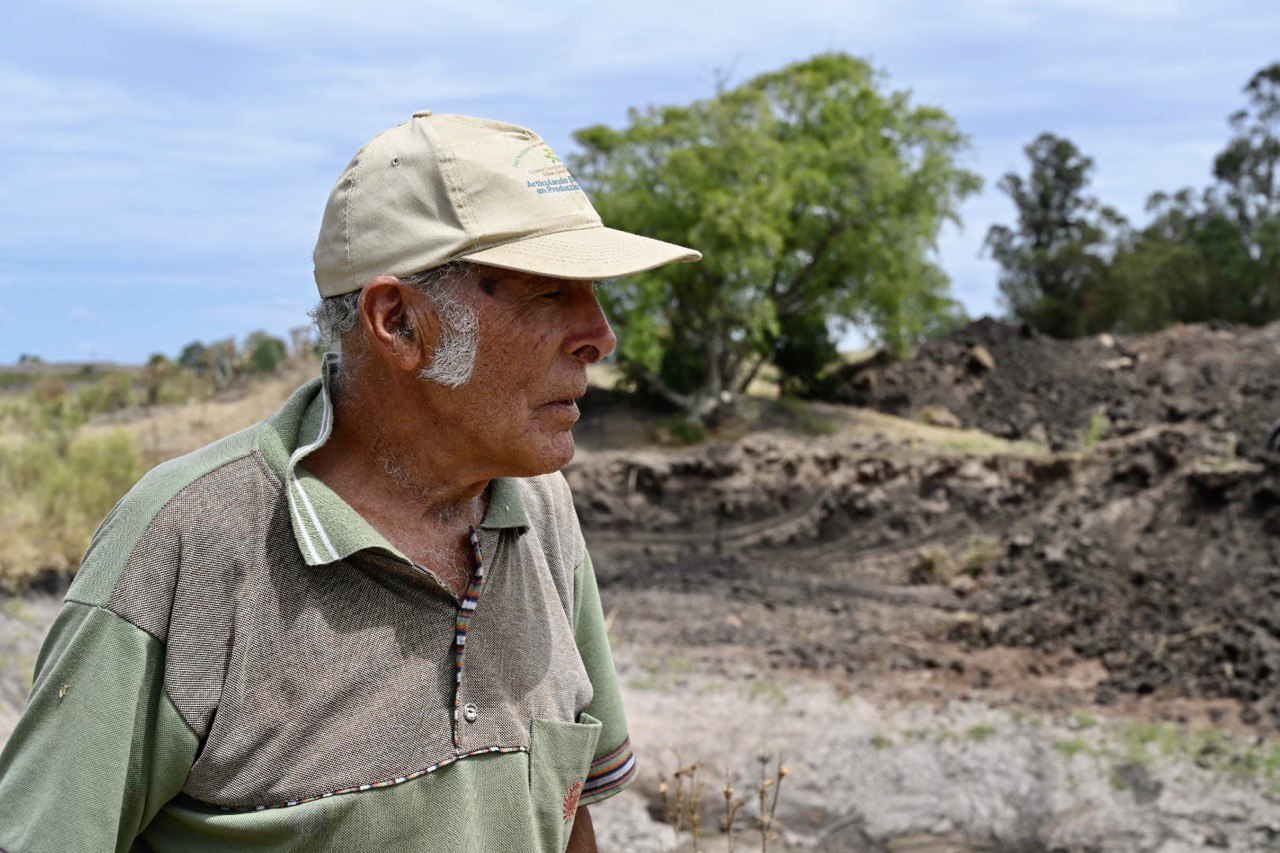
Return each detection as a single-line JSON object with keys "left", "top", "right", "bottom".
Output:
{"left": 308, "top": 260, "right": 481, "bottom": 393}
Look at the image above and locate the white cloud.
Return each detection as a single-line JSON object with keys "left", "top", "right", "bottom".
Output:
{"left": 69, "top": 306, "right": 104, "bottom": 324}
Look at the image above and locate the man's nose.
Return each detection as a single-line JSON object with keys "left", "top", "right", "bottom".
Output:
{"left": 570, "top": 286, "right": 617, "bottom": 364}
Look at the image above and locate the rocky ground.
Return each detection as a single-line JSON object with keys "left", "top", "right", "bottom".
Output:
{"left": 3, "top": 318, "right": 1280, "bottom": 850}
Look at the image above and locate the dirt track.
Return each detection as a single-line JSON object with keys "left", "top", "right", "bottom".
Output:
{"left": 571, "top": 422, "right": 1280, "bottom": 726}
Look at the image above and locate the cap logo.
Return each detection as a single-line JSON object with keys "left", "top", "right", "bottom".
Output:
{"left": 513, "top": 142, "right": 582, "bottom": 196}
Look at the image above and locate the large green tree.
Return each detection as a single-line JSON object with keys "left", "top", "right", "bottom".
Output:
{"left": 984, "top": 133, "right": 1123, "bottom": 337}
{"left": 570, "top": 53, "right": 980, "bottom": 422}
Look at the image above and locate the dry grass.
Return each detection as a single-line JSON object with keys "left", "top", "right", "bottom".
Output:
{"left": 0, "top": 360, "right": 318, "bottom": 590}
{"left": 846, "top": 407, "right": 1047, "bottom": 457}
{"left": 81, "top": 361, "right": 315, "bottom": 468}
{"left": 0, "top": 429, "right": 143, "bottom": 588}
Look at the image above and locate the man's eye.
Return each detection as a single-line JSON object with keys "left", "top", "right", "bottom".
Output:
{"left": 538, "top": 288, "right": 565, "bottom": 301}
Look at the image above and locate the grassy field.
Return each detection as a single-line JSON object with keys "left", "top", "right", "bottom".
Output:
{"left": 0, "top": 359, "right": 315, "bottom": 591}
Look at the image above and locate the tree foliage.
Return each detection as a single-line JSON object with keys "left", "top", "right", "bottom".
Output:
{"left": 984, "top": 133, "right": 1123, "bottom": 337}
{"left": 1109, "top": 63, "right": 1280, "bottom": 330}
{"left": 244, "top": 330, "right": 288, "bottom": 375}
{"left": 571, "top": 53, "right": 980, "bottom": 420}
{"left": 994, "top": 62, "right": 1280, "bottom": 337}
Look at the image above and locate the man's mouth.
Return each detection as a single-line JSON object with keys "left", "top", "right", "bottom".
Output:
{"left": 541, "top": 389, "right": 585, "bottom": 418}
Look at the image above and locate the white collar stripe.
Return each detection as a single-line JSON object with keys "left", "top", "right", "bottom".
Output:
{"left": 288, "top": 483, "right": 323, "bottom": 565}
{"left": 294, "top": 477, "right": 339, "bottom": 562}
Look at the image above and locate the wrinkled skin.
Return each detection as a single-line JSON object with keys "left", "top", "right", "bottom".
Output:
{"left": 423, "top": 266, "right": 616, "bottom": 479}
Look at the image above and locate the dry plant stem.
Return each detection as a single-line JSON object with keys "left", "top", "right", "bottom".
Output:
{"left": 666, "top": 757, "right": 701, "bottom": 849}
{"left": 756, "top": 756, "right": 788, "bottom": 852}
{"left": 688, "top": 765, "right": 704, "bottom": 853}
{"left": 723, "top": 769, "right": 744, "bottom": 853}
{"left": 659, "top": 773, "right": 676, "bottom": 848}
{"left": 674, "top": 761, "right": 690, "bottom": 839}
{"left": 768, "top": 762, "right": 788, "bottom": 834}
{"left": 758, "top": 757, "right": 772, "bottom": 853}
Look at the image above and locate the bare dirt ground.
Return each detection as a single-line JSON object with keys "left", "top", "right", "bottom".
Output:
{"left": 825, "top": 317, "right": 1280, "bottom": 461}
{"left": 570, "top": 424, "right": 1280, "bottom": 849}
{"left": 3, "top": 320, "right": 1280, "bottom": 850}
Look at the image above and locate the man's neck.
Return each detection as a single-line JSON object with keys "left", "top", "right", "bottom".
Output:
{"left": 303, "top": 389, "right": 490, "bottom": 534}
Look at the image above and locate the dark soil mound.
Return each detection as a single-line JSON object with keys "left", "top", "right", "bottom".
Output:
{"left": 569, "top": 417, "right": 1280, "bottom": 727}
{"left": 825, "top": 317, "right": 1280, "bottom": 460}
{"left": 974, "top": 428, "right": 1280, "bottom": 724}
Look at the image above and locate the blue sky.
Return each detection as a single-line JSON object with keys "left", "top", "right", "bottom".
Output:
{"left": 2, "top": 0, "right": 1278, "bottom": 364}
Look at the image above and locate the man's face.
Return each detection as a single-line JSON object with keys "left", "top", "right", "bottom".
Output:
{"left": 422, "top": 267, "right": 616, "bottom": 478}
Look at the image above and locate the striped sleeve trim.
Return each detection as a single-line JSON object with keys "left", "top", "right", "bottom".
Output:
{"left": 579, "top": 737, "right": 636, "bottom": 805}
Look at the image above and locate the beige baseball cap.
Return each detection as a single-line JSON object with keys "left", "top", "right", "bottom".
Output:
{"left": 313, "top": 110, "right": 702, "bottom": 297}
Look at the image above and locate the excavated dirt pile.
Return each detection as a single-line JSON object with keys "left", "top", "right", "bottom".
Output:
{"left": 568, "top": 416, "right": 1280, "bottom": 727}
{"left": 979, "top": 426, "right": 1280, "bottom": 723}
{"left": 825, "top": 316, "right": 1280, "bottom": 459}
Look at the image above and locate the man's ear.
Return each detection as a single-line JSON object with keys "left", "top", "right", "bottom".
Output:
{"left": 359, "top": 276, "right": 440, "bottom": 372}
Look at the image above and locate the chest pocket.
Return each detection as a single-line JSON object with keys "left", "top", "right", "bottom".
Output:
{"left": 530, "top": 713, "right": 602, "bottom": 853}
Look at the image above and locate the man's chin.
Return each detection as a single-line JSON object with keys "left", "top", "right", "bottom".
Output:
{"left": 507, "top": 432, "right": 575, "bottom": 477}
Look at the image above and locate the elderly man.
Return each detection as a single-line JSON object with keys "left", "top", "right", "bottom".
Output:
{"left": 0, "top": 112, "right": 699, "bottom": 852}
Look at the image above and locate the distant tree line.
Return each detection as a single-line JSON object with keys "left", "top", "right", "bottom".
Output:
{"left": 986, "top": 62, "right": 1280, "bottom": 338}
{"left": 176, "top": 329, "right": 290, "bottom": 391}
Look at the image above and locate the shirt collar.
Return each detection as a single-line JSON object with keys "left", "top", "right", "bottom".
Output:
{"left": 266, "top": 353, "right": 530, "bottom": 567}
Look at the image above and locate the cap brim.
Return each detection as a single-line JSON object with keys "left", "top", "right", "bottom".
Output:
{"left": 458, "top": 226, "right": 701, "bottom": 280}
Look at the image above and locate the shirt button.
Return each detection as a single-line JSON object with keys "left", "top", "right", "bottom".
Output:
{"left": 462, "top": 702, "right": 479, "bottom": 723}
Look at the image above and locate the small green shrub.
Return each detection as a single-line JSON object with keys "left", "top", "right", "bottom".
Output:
{"left": 910, "top": 545, "right": 957, "bottom": 585}
{"left": 655, "top": 415, "right": 708, "bottom": 445}
{"left": 245, "top": 331, "right": 288, "bottom": 375}
{"left": 958, "top": 534, "right": 1003, "bottom": 577}
{"left": 967, "top": 724, "right": 997, "bottom": 742}
{"left": 1081, "top": 410, "right": 1111, "bottom": 449}
{"left": 75, "top": 372, "right": 137, "bottom": 416}
{"left": 1055, "top": 738, "right": 1090, "bottom": 759}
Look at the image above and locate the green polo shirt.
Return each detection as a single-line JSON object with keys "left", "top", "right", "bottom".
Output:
{"left": 0, "top": 362, "right": 634, "bottom": 853}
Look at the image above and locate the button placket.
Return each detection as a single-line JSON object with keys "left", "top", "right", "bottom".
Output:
{"left": 452, "top": 529, "right": 489, "bottom": 748}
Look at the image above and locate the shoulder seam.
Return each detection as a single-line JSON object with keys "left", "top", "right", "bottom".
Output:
{"left": 41, "top": 601, "right": 200, "bottom": 744}
{"left": 249, "top": 446, "right": 283, "bottom": 489}
{"left": 58, "top": 598, "right": 168, "bottom": 646}
{"left": 121, "top": 449, "right": 271, "bottom": 563}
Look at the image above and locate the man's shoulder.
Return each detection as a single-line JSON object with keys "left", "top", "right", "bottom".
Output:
{"left": 517, "top": 470, "right": 576, "bottom": 514}
{"left": 66, "top": 421, "right": 282, "bottom": 608}
{"left": 508, "top": 471, "right": 586, "bottom": 570}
